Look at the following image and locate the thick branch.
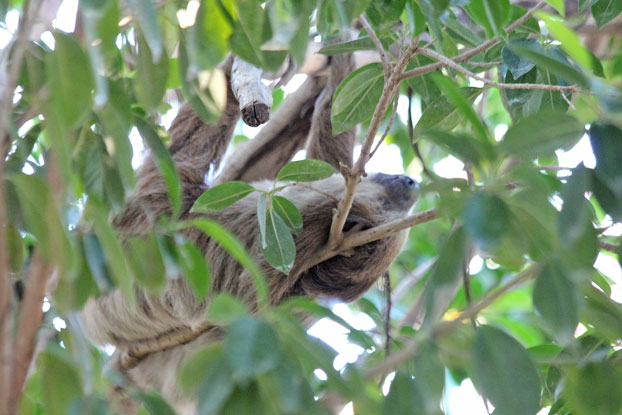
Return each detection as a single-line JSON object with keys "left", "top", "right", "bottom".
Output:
{"left": 328, "top": 39, "right": 420, "bottom": 249}
{"left": 319, "top": 209, "right": 437, "bottom": 266}
{"left": 8, "top": 252, "right": 52, "bottom": 414}
{"left": 418, "top": 47, "right": 582, "bottom": 93}
{"left": 231, "top": 56, "right": 273, "bottom": 127}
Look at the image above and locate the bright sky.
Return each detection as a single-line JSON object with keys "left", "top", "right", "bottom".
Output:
{"left": 2, "top": 3, "right": 621, "bottom": 415}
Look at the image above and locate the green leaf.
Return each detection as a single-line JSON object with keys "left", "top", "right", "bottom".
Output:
{"left": 127, "top": 0, "right": 162, "bottom": 61}
{"left": 126, "top": 233, "right": 166, "bottom": 292}
{"left": 498, "top": 111, "right": 585, "bottom": 158}
{"left": 276, "top": 160, "right": 336, "bottom": 182}
{"left": 135, "top": 30, "right": 169, "bottom": 110}
{"left": 405, "top": 53, "right": 441, "bottom": 105}
{"left": 420, "top": 129, "right": 493, "bottom": 165}
{"left": 445, "top": 16, "right": 483, "bottom": 48}
{"left": 365, "top": 0, "right": 406, "bottom": 29}
{"left": 192, "top": 181, "right": 255, "bottom": 213}
{"left": 465, "top": 0, "right": 511, "bottom": 38}
{"left": 591, "top": 0, "right": 622, "bottom": 28}
{"left": 178, "top": 240, "right": 211, "bottom": 300}
{"left": 208, "top": 293, "right": 248, "bottom": 325}
{"left": 383, "top": 372, "right": 425, "bottom": 415}
{"left": 463, "top": 192, "right": 511, "bottom": 251}
{"left": 559, "top": 164, "right": 591, "bottom": 245}
{"left": 79, "top": 0, "right": 119, "bottom": 106}
{"left": 563, "top": 361, "right": 622, "bottom": 415}
{"left": 589, "top": 122, "right": 622, "bottom": 199}
{"left": 472, "top": 325, "right": 541, "bottom": 415}
{"left": 188, "top": 218, "right": 268, "bottom": 307}
{"left": 45, "top": 32, "right": 93, "bottom": 128}
{"left": 331, "top": 63, "right": 384, "bottom": 135}
{"left": 579, "top": 0, "right": 599, "bottom": 11}
{"left": 544, "top": 0, "right": 564, "bottom": 15}
{"left": 38, "top": 349, "right": 83, "bottom": 415}
{"left": 431, "top": 74, "right": 488, "bottom": 142}
{"left": 260, "top": 199, "right": 296, "bottom": 275}
{"left": 502, "top": 39, "right": 537, "bottom": 79}
{"left": 230, "top": 0, "right": 287, "bottom": 72}
{"left": 10, "top": 174, "right": 74, "bottom": 272}
{"left": 85, "top": 201, "right": 133, "bottom": 301}
{"left": 135, "top": 118, "right": 182, "bottom": 218}
{"left": 271, "top": 196, "right": 303, "bottom": 234}
{"left": 135, "top": 392, "right": 176, "bottom": 415}
{"left": 422, "top": 227, "right": 466, "bottom": 325}
{"left": 179, "top": 40, "right": 228, "bottom": 123}
{"left": 223, "top": 317, "right": 281, "bottom": 382}
{"left": 185, "top": 0, "right": 233, "bottom": 73}
{"left": 508, "top": 39, "right": 588, "bottom": 87}
{"left": 536, "top": 11, "right": 600, "bottom": 75}
{"left": 414, "top": 87, "right": 483, "bottom": 136}
{"left": 98, "top": 80, "right": 134, "bottom": 188}
{"left": 533, "top": 263, "right": 579, "bottom": 343}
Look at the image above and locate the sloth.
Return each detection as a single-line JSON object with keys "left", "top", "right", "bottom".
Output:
{"left": 80, "top": 54, "right": 419, "bottom": 413}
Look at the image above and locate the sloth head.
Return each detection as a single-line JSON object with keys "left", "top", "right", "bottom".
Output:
{"left": 273, "top": 172, "right": 420, "bottom": 302}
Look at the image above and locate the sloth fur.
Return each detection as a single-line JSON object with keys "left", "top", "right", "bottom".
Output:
{"left": 80, "top": 54, "right": 419, "bottom": 414}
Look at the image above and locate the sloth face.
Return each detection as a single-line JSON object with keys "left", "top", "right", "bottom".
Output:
{"left": 370, "top": 172, "right": 420, "bottom": 212}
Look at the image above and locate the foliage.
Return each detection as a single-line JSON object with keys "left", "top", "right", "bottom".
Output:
{"left": 1, "top": 0, "right": 621, "bottom": 415}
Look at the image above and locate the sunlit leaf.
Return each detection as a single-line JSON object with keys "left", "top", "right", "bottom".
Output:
{"left": 563, "top": 361, "right": 622, "bottom": 415}
{"left": 331, "top": 63, "right": 384, "bottom": 135}
{"left": 276, "top": 160, "right": 336, "bottom": 182}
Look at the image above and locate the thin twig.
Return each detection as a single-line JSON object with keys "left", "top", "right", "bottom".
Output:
{"left": 382, "top": 271, "right": 392, "bottom": 357}
{"left": 418, "top": 47, "right": 582, "bottom": 93}
{"left": 370, "top": 93, "right": 399, "bottom": 159}
{"left": 361, "top": 14, "right": 391, "bottom": 79}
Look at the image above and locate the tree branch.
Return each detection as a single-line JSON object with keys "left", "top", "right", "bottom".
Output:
{"left": 418, "top": 47, "right": 582, "bottom": 93}
{"left": 328, "top": 38, "right": 420, "bottom": 250}
{"left": 231, "top": 56, "right": 273, "bottom": 127}
{"left": 8, "top": 252, "right": 52, "bottom": 414}
{"left": 361, "top": 14, "right": 391, "bottom": 79}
